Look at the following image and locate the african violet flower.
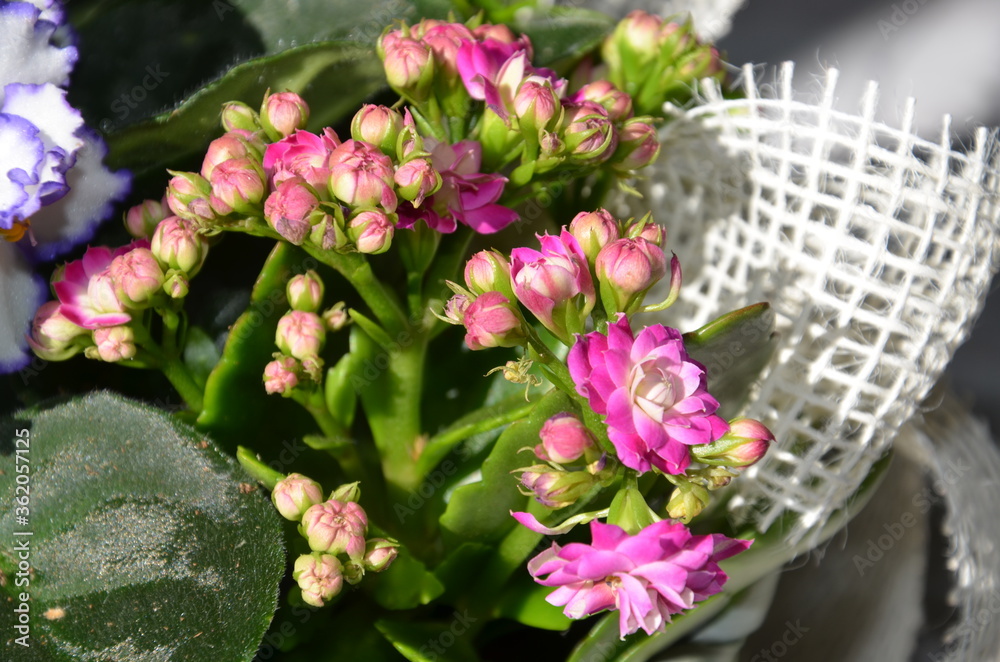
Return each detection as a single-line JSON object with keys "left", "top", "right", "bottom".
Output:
{"left": 527, "top": 520, "right": 751, "bottom": 638}
{"left": 568, "top": 315, "right": 728, "bottom": 474}
{"left": 1, "top": 1, "right": 130, "bottom": 371}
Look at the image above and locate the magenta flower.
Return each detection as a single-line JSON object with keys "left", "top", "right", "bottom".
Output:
{"left": 53, "top": 242, "right": 147, "bottom": 329}
{"left": 567, "top": 316, "right": 728, "bottom": 474}
{"left": 397, "top": 140, "right": 517, "bottom": 234}
{"left": 456, "top": 37, "right": 529, "bottom": 100}
{"left": 527, "top": 520, "right": 751, "bottom": 638}
{"left": 262, "top": 128, "right": 340, "bottom": 191}
{"left": 510, "top": 230, "right": 595, "bottom": 340}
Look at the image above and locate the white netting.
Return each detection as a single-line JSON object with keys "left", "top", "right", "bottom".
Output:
{"left": 614, "top": 62, "right": 1000, "bottom": 539}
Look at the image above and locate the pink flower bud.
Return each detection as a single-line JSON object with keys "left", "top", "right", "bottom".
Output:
{"left": 612, "top": 118, "right": 660, "bottom": 171}
{"left": 109, "top": 247, "right": 165, "bottom": 308}
{"left": 300, "top": 499, "right": 369, "bottom": 560}
{"left": 27, "top": 302, "right": 86, "bottom": 361}
{"left": 616, "top": 10, "right": 664, "bottom": 60}
{"left": 420, "top": 22, "right": 474, "bottom": 76}
{"left": 363, "top": 538, "right": 399, "bottom": 572}
{"left": 347, "top": 210, "right": 394, "bottom": 255}
{"left": 276, "top": 310, "right": 326, "bottom": 359}
{"left": 351, "top": 105, "right": 403, "bottom": 157}
{"left": 464, "top": 250, "right": 513, "bottom": 298}
{"left": 201, "top": 131, "right": 263, "bottom": 181}
{"left": 595, "top": 237, "right": 666, "bottom": 314}
{"left": 263, "top": 177, "right": 319, "bottom": 245}
{"left": 562, "top": 101, "right": 618, "bottom": 164}
{"left": 92, "top": 325, "right": 136, "bottom": 362}
{"left": 261, "top": 91, "right": 310, "bottom": 140}
{"left": 162, "top": 271, "right": 189, "bottom": 299}
{"left": 166, "top": 171, "right": 215, "bottom": 225}
{"left": 209, "top": 157, "right": 266, "bottom": 216}
{"left": 462, "top": 291, "right": 525, "bottom": 351}
{"left": 328, "top": 140, "right": 397, "bottom": 212}
{"left": 472, "top": 23, "right": 519, "bottom": 45}
{"left": 124, "top": 198, "right": 168, "bottom": 239}
{"left": 86, "top": 270, "right": 126, "bottom": 318}
{"left": 393, "top": 158, "right": 440, "bottom": 207}
{"left": 625, "top": 215, "right": 664, "bottom": 246}
{"left": 287, "top": 270, "right": 324, "bottom": 313}
{"left": 569, "top": 80, "right": 633, "bottom": 121}
{"left": 220, "top": 101, "right": 261, "bottom": 132}
{"left": 271, "top": 473, "right": 324, "bottom": 520}
{"left": 517, "top": 465, "right": 595, "bottom": 509}
{"left": 263, "top": 356, "right": 299, "bottom": 395}
{"left": 535, "top": 412, "right": 596, "bottom": 464}
{"left": 293, "top": 553, "right": 343, "bottom": 607}
{"left": 569, "top": 209, "right": 620, "bottom": 265}
{"left": 329, "top": 481, "right": 361, "bottom": 503}
{"left": 692, "top": 418, "right": 773, "bottom": 468}
{"left": 150, "top": 216, "right": 208, "bottom": 276}
{"left": 442, "top": 294, "right": 470, "bottom": 325}
{"left": 322, "top": 302, "right": 349, "bottom": 331}
{"left": 514, "top": 79, "right": 561, "bottom": 133}
{"left": 382, "top": 37, "right": 434, "bottom": 101}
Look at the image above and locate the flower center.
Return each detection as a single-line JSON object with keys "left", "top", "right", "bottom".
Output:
{"left": 629, "top": 361, "right": 677, "bottom": 421}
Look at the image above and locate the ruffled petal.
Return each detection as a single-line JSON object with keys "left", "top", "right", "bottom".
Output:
{"left": 0, "top": 242, "right": 46, "bottom": 371}
{"left": 0, "top": 2, "right": 76, "bottom": 94}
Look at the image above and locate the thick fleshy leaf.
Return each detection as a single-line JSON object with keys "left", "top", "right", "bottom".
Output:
{"left": 496, "top": 574, "right": 574, "bottom": 631}
{"left": 369, "top": 549, "right": 445, "bottom": 610}
{"left": 439, "top": 389, "right": 574, "bottom": 543}
{"left": 682, "top": 303, "right": 778, "bottom": 419}
{"left": 511, "top": 6, "right": 615, "bottom": 68}
{"left": 0, "top": 392, "right": 284, "bottom": 661}
{"left": 375, "top": 617, "right": 479, "bottom": 662}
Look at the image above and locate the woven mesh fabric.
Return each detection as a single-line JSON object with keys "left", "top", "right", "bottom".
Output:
{"left": 613, "top": 62, "right": 1000, "bottom": 539}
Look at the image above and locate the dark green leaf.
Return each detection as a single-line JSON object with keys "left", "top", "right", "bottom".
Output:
{"left": 496, "top": 574, "right": 572, "bottom": 631}
{"left": 683, "top": 303, "right": 778, "bottom": 419}
{"left": 183, "top": 324, "right": 222, "bottom": 388}
{"left": 376, "top": 617, "right": 479, "bottom": 662}
{"left": 512, "top": 7, "right": 615, "bottom": 69}
{"left": 0, "top": 392, "right": 284, "bottom": 661}
{"left": 369, "top": 549, "right": 445, "bottom": 610}
{"left": 439, "top": 389, "right": 573, "bottom": 543}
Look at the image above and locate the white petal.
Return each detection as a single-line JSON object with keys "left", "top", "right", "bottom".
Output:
{"left": 28, "top": 130, "right": 131, "bottom": 260}
{"left": 0, "top": 242, "right": 46, "bottom": 371}
{"left": 2, "top": 83, "right": 84, "bottom": 159}
{"left": 0, "top": 2, "right": 76, "bottom": 98}
{"left": 0, "top": 112, "right": 44, "bottom": 228}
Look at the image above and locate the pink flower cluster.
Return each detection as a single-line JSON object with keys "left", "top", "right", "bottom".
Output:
{"left": 528, "top": 520, "right": 751, "bottom": 638}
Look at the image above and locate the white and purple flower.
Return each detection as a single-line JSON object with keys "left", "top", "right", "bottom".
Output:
{"left": 1, "top": 1, "right": 131, "bottom": 371}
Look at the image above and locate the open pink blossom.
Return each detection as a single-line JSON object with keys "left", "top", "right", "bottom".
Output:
{"left": 527, "top": 520, "right": 751, "bottom": 638}
{"left": 456, "top": 37, "right": 529, "bottom": 100}
{"left": 53, "top": 242, "right": 148, "bottom": 329}
{"left": 567, "top": 316, "right": 728, "bottom": 474}
{"left": 263, "top": 128, "right": 341, "bottom": 191}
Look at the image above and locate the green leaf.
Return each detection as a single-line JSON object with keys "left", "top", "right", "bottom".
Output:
{"left": 683, "top": 303, "right": 778, "bottom": 419}
{"left": 0, "top": 392, "right": 284, "bottom": 661}
{"left": 197, "top": 242, "right": 314, "bottom": 452}
{"left": 369, "top": 549, "right": 445, "bottom": 610}
{"left": 375, "top": 617, "right": 479, "bottom": 662}
{"left": 106, "top": 41, "right": 386, "bottom": 179}
{"left": 325, "top": 354, "right": 360, "bottom": 429}
{"left": 512, "top": 7, "right": 615, "bottom": 68}
{"left": 183, "top": 324, "right": 223, "bottom": 388}
{"left": 496, "top": 575, "right": 573, "bottom": 631}
{"left": 439, "top": 389, "right": 573, "bottom": 543}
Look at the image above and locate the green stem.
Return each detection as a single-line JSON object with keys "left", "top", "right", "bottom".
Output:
{"left": 236, "top": 446, "right": 286, "bottom": 490}
{"left": 161, "top": 356, "right": 205, "bottom": 413}
{"left": 292, "top": 389, "right": 346, "bottom": 441}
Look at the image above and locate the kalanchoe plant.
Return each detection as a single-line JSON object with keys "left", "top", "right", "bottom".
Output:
{"left": 8, "top": 8, "right": 804, "bottom": 661}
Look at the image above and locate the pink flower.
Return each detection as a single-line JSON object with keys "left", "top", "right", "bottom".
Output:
{"left": 397, "top": 140, "right": 517, "bottom": 234}
{"left": 527, "top": 520, "right": 751, "bottom": 638}
{"left": 462, "top": 291, "right": 524, "bottom": 350}
{"left": 456, "top": 38, "right": 529, "bottom": 100}
{"left": 263, "top": 356, "right": 299, "bottom": 395}
{"left": 535, "top": 413, "right": 596, "bottom": 464}
{"left": 327, "top": 140, "right": 397, "bottom": 212}
{"left": 263, "top": 177, "right": 319, "bottom": 245}
{"left": 261, "top": 91, "right": 310, "bottom": 139}
{"left": 108, "top": 247, "right": 165, "bottom": 308}
{"left": 567, "top": 316, "right": 728, "bottom": 474}
{"left": 301, "top": 499, "right": 369, "bottom": 560}
{"left": 263, "top": 129, "right": 340, "bottom": 191}
{"left": 54, "top": 242, "right": 147, "bottom": 329}
{"left": 420, "top": 22, "right": 475, "bottom": 76}
{"left": 510, "top": 230, "right": 595, "bottom": 340}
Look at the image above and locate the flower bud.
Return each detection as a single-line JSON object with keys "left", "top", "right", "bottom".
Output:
{"left": 124, "top": 198, "right": 168, "bottom": 239}
{"left": 151, "top": 216, "right": 209, "bottom": 276}
{"left": 293, "top": 553, "right": 343, "bottom": 607}
{"left": 162, "top": 270, "right": 190, "bottom": 299}
{"left": 351, "top": 105, "right": 403, "bottom": 157}
{"left": 261, "top": 91, "right": 310, "bottom": 140}
{"left": 513, "top": 79, "right": 561, "bottom": 134}
{"left": 569, "top": 209, "right": 619, "bottom": 265}
{"left": 691, "top": 418, "right": 773, "bottom": 468}
{"left": 517, "top": 466, "right": 595, "bottom": 509}
{"left": 342, "top": 559, "right": 365, "bottom": 585}
{"left": 91, "top": 325, "right": 136, "bottom": 363}
{"left": 329, "top": 481, "right": 361, "bottom": 504}
{"left": 569, "top": 80, "right": 633, "bottom": 121}
{"left": 612, "top": 118, "right": 660, "bottom": 171}
{"left": 595, "top": 237, "right": 666, "bottom": 314}
{"left": 27, "top": 302, "right": 86, "bottom": 361}
{"left": 393, "top": 158, "right": 440, "bottom": 207}
{"left": 328, "top": 140, "right": 398, "bottom": 212}
{"left": 322, "top": 302, "right": 349, "bottom": 331}
{"left": 166, "top": 171, "right": 215, "bottom": 225}
{"left": 276, "top": 310, "right": 326, "bottom": 360}
{"left": 347, "top": 210, "right": 394, "bottom": 255}
{"left": 300, "top": 499, "right": 368, "bottom": 559}
{"left": 535, "top": 413, "right": 596, "bottom": 464}
{"left": 441, "top": 294, "right": 470, "bottom": 325}
{"left": 272, "top": 473, "right": 324, "bottom": 520}
{"left": 201, "top": 132, "right": 262, "bottom": 181}
{"left": 87, "top": 271, "right": 126, "bottom": 318}
{"left": 625, "top": 214, "right": 664, "bottom": 246}
{"left": 220, "top": 101, "right": 261, "bottom": 133}
{"left": 209, "top": 157, "right": 266, "bottom": 216}
{"left": 263, "top": 356, "right": 300, "bottom": 395}
{"left": 363, "top": 538, "right": 399, "bottom": 572}
{"left": 562, "top": 101, "right": 618, "bottom": 164}
{"left": 666, "top": 481, "right": 711, "bottom": 523}
{"left": 287, "top": 271, "right": 324, "bottom": 313}
{"left": 109, "top": 247, "right": 165, "bottom": 308}
{"left": 263, "top": 177, "right": 319, "bottom": 246}
{"left": 382, "top": 37, "right": 434, "bottom": 102}
{"left": 464, "top": 250, "right": 513, "bottom": 298}
{"left": 462, "top": 291, "right": 525, "bottom": 351}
